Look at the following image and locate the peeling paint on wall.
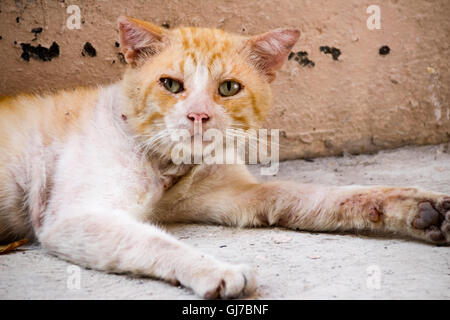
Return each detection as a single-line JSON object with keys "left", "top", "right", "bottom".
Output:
{"left": 0, "top": 0, "right": 449, "bottom": 160}
{"left": 82, "top": 42, "right": 96, "bottom": 57}
{"left": 20, "top": 42, "right": 59, "bottom": 61}
{"left": 320, "top": 46, "right": 341, "bottom": 60}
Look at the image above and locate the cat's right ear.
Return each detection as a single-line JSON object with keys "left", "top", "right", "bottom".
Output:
{"left": 118, "top": 16, "right": 167, "bottom": 65}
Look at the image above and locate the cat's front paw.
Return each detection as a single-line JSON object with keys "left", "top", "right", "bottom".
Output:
{"left": 191, "top": 263, "right": 256, "bottom": 299}
{"left": 358, "top": 188, "right": 450, "bottom": 244}
{"left": 411, "top": 197, "right": 450, "bottom": 244}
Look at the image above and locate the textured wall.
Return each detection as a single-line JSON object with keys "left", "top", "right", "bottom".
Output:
{"left": 0, "top": 0, "right": 449, "bottom": 160}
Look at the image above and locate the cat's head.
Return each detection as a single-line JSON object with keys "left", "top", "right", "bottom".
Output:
{"left": 118, "top": 16, "right": 299, "bottom": 157}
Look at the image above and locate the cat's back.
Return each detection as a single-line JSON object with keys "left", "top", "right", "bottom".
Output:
{"left": 0, "top": 88, "right": 99, "bottom": 147}
{"left": 0, "top": 88, "right": 100, "bottom": 181}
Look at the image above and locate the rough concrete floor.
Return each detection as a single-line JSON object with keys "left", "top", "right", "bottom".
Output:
{"left": 1, "top": 145, "right": 449, "bottom": 299}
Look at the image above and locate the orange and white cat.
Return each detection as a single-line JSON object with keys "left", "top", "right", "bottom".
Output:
{"left": 0, "top": 17, "right": 449, "bottom": 299}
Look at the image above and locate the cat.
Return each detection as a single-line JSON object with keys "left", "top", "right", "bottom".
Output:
{"left": 0, "top": 16, "right": 449, "bottom": 299}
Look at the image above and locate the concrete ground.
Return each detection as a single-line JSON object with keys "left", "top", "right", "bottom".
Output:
{"left": 1, "top": 144, "right": 449, "bottom": 299}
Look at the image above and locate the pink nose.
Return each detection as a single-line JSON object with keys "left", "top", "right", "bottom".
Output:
{"left": 187, "top": 112, "right": 210, "bottom": 123}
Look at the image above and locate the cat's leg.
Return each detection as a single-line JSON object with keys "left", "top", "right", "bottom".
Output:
{"left": 158, "top": 165, "right": 450, "bottom": 244}
{"left": 37, "top": 208, "right": 256, "bottom": 298}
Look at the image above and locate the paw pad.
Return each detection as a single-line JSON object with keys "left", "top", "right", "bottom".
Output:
{"left": 413, "top": 202, "right": 440, "bottom": 229}
{"left": 442, "top": 198, "right": 450, "bottom": 210}
{"left": 426, "top": 226, "right": 445, "bottom": 242}
{"left": 413, "top": 199, "right": 449, "bottom": 243}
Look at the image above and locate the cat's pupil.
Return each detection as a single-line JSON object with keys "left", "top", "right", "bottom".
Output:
{"left": 160, "top": 77, "right": 183, "bottom": 94}
{"left": 219, "top": 80, "right": 241, "bottom": 97}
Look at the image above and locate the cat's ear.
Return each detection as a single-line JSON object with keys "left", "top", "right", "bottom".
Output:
{"left": 118, "top": 16, "right": 167, "bottom": 65}
{"left": 245, "top": 28, "right": 300, "bottom": 82}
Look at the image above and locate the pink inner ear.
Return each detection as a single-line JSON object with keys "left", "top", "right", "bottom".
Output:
{"left": 117, "top": 16, "right": 164, "bottom": 64}
{"left": 249, "top": 29, "right": 300, "bottom": 80}
{"left": 119, "top": 19, "right": 155, "bottom": 50}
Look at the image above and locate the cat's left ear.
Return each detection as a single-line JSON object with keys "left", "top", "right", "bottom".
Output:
{"left": 244, "top": 28, "right": 300, "bottom": 82}
{"left": 118, "top": 16, "right": 167, "bottom": 65}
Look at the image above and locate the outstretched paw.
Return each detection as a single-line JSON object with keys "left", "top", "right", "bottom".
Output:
{"left": 412, "top": 197, "right": 450, "bottom": 243}
{"left": 193, "top": 264, "right": 257, "bottom": 299}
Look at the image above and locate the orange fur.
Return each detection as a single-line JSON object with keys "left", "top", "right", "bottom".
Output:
{"left": 119, "top": 20, "right": 289, "bottom": 138}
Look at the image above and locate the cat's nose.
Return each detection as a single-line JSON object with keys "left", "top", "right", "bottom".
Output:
{"left": 187, "top": 112, "right": 210, "bottom": 123}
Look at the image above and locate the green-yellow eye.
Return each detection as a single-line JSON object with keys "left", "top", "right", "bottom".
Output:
{"left": 218, "top": 80, "right": 241, "bottom": 97}
{"left": 160, "top": 77, "right": 183, "bottom": 94}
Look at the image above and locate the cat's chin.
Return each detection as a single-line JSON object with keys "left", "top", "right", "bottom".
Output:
{"left": 177, "top": 138, "right": 220, "bottom": 153}
{"left": 191, "top": 133, "right": 214, "bottom": 143}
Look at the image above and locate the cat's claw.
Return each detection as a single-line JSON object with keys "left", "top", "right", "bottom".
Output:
{"left": 191, "top": 264, "right": 256, "bottom": 299}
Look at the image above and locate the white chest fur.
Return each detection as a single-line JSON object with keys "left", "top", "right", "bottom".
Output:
{"left": 42, "top": 85, "right": 164, "bottom": 225}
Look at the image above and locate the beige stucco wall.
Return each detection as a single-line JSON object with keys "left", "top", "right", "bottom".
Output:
{"left": 0, "top": 0, "right": 449, "bottom": 160}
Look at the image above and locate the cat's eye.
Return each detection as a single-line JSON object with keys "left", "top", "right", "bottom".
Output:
{"left": 160, "top": 77, "right": 183, "bottom": 94}
{"left": 218, "top": 80, "right": 241, "bottom": 97}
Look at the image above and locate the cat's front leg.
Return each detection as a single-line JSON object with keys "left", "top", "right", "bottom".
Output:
{"left": 37, "top": 209, "right": 256, "bottom": 298}
{"left": 263, "top": 184, "right": 450, "bottom": 243}
{"left": 251, "top": 183, "right": 450, "bottom": 244}
{"left": 159, "top": 163, "right": 450, "bottom": 244}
